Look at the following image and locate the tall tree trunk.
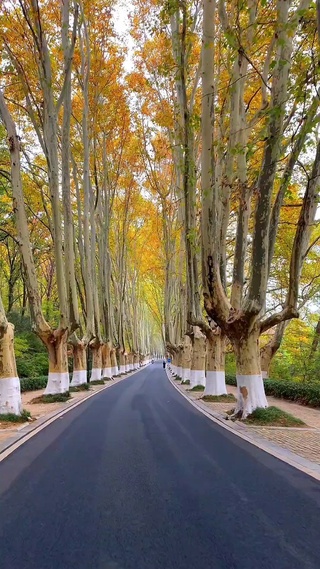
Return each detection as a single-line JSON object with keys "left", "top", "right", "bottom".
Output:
{"left": 90, "top": 341, "right": 102, "bottom": 381}
{"left": 70, "top": 340, "right": 87, "bottom": 387}
{"left": 181, "top": 334, "right": 192, "bottom": 383}
{"left": 102, "top": 342, "right": 112, "bottom": 380}
{"left": 44, "top": 330, "right": 70, "bottom": 395}
{"left": 204, "top": 330, "right": 227, "bottom": 396}
{"left": 231, "top": 326, "right": 267, "bottom": 418}
{"left": 0, "top": 299, "right": 22, "bottom": 414}
{"left": 119, "top": 350, "right": 126, "bottom": 375}
{"left": 110, "top": 347, "right": 119, "bottom": 376}
{"left": 190, "top": 327, "right": 206, "bottom": 388}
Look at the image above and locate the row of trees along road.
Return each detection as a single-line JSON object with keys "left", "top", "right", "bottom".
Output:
{"left": 0, "top": 0, "right": 163, "bottom": 415}
{"left": 132, "top": 0, "right": 320, "bottom": 417}
{"left": 0, "top": 0, "right": 320, "bottom": 418}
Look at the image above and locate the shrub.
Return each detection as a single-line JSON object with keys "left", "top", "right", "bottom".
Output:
{"left": 202, "top": 394, "right": 236, "bottom": 403}
{"left": 20, "top": 376, "right": 48, "bottom": 392}
{"left": 0, "top": 409, "right": 31, "bottom": 423}
{"left": 31, "top": 392, "right": 70, "bottom": 404}
{"left": 244, "top": 406, "right": 305, "bottom": 427}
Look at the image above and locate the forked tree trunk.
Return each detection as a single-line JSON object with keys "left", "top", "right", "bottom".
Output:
{"left": 204, "top": 331, "right": 227, "bottom": 396}
{"left": 232, "top": 326, "right": 267, "bottom": 418}
{"left": 0, "top": 322, "right": 22, "bottom": 415}
{"left": 44, "top": 330, "right": 69, "bottom": 394}
{"left": 181, "top": 335, "right": 192, "bottom": 382}
{"left": 90, "top": 343, "right": 102, "bottom": 381}
{"left": 102, "top": 343, "right": 112, "bottom": 380}
{"left": 71, "top": 341, "right": 87, "bottom": 386}
{"left": 110, "top": 347, "right": 118, "bottom": 376}
{"left": 190, "top": 327, "right": 206, "bottom": 388}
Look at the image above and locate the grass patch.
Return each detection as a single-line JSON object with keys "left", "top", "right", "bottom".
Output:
{"left": 189, "top": 385, "right": 205, "bottom": 391}
{"left": 244, "top": 406, "right": 305, "bottom": 427}
{"left": 31, "top": 392, "right": 71, "bottom": 404}
{"left": 0, "top": 409, "right": 31, "bottom": 423}
{"left": 174, "top": 375, "right": 181, "bottom": 381}
{"left": 202, "top": 394, "right": 236, "bottom": 403}
{"left": 90, "top": 379, "right": 105, "bottom": 385}
{"left": 69, "top": 383, "right": 90, "bottom": 392}
{"left": 181, "top": 380, "right": 190, "bottom": 385}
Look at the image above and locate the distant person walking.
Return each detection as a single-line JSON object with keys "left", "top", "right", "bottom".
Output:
{"left": 162, "top": 360, "right": 166, "bottom": 369}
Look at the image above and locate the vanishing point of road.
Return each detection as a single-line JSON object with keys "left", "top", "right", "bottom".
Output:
{"left": 0, "top": 362, "right": 320, "bottom": 569}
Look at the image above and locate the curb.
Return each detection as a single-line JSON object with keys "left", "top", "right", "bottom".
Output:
{"left": 166, "top": 369, "right": 320, "bottom": 482}
{"left": 0, "top": 364, "right": 149, "bottom": 462}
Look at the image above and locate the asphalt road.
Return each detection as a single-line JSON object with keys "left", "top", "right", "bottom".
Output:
{"left": 1, "top": 363, "right": 320, "bottom": 569}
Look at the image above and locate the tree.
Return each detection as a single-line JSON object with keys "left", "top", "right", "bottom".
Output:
{"left": 201, "top": 0, "right": 319, "bottom": 416}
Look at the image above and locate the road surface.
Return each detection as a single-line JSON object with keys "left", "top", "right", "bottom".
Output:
{"left": 0, "top": 362, "right": 320, "bottom": 569}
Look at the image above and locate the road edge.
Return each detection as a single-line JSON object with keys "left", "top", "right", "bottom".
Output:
{"left": 166, "top": 369, "right": 320, "bottom": 482}
{"left": 0, "top": 365, "right": 149, "bottom": 462}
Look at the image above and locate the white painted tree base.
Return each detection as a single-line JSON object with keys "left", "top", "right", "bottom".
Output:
{"left": 181, "top": 367, "right": 191, "bottom": 382}
{"left": 112, "top": 366, "right": 119, "bottom": 376}
{"left": 190, "top": 369, "right": 206, "bottom": 389}
{"left": 235, "top": 374, "right": 268, "bottom": 418}
{"left": 177, "top": 366, "right": 182, "bottom": 378}
{"left": 261, "top": 371, "right": 268, "bottom": 379}
{"left": 204, "top": 371, "right": 227, "bottom": 396}
{"left": 102, "top": 367, "right": 113, "bottom": 379}
{"left": 71, "top": 370, "right": 87, "bottom": 387}
{"left": 90, "top": 368, "right": 102, "bottom": 381}
{"left": 120, "top": 365, "right": 126, "bottom": 374}
{"left": 125, "top": 364, "right": 130, "bottom": 372}
{"left": 44, "top": 372, "right": 70, "bottom": 394}
{"left": 0, "top": 377, "right": 22, "bottom": 415}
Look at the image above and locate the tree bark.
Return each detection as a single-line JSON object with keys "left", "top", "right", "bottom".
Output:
{"left": 231, "top": 326, "right": 267, "bottom": 418}
{"left": 90, "top": 342, "right": 103, "bottom": 381}
{"left": 204, "top": 331, "right": 227, "bottom": 396}
{"left": 111, "top": 346, "right": 119, "bottom": 376}
{"left": 102, "top": 342, "right": 112, "bottom": 379}
{"left": 70, "top": 340, "right": 87, "bottom": 387}
{"left": 0, "top": 317, "right": 22, "bottom": 415}
{"left": 181, "top": 334, "right": 192, "bottom": 383}
{"left": 44, "top": 330, "right": 70, "bottom": 395}
{"left": 190, "top": 327, "right": 206, "bottom": 388}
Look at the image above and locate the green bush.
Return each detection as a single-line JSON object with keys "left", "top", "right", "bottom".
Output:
{"left": 17, "top": 353, "right": 49, "bottom": 378}
{"left": 225, "top": 374, "right": 320, "bottom": 408}
{"left": 225, "top": 374, "right": 237, "bottom": 386}
{"left": 20, "top": 376, "right": 48, "bottom": 392}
